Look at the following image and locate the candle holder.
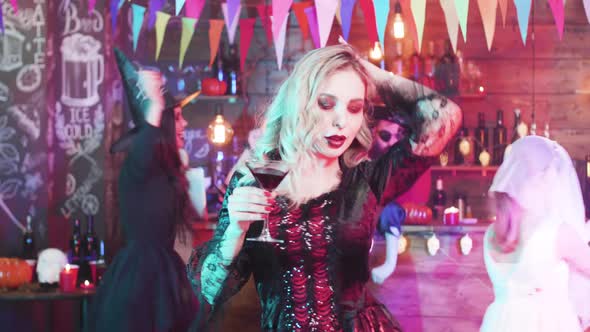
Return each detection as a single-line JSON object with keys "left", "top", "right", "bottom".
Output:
{"left": 59, "top": 264, "right": 79, "bottom": 292}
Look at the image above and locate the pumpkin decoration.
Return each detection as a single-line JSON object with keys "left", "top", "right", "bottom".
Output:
{"left": 0, "top": 258, "right": 33, "bottom": 288}
{"left": 201, "top": 78, "right": 227, "bottom": 96}
{"left": 401, "top": 203, "right": 433, "bottom": 224}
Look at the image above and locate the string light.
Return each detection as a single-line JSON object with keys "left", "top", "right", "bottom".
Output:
{"left": 426, "top": 233, "right": 440, "bottom": 256}
{"left": 459, "top": 233, "right": 473, "bottom": 255}
{"left": 398, "top": 234, "right": 408, "bottom": 254}
{"left": 369, "top": 42, "right": 383, "bottom": 62}
{"left": 207, "top": 104, "right": 233, "bottom": 145}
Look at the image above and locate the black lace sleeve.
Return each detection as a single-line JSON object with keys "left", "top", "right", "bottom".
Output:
{"left": 186, "top": 172, "right": 252, "bottom": 322}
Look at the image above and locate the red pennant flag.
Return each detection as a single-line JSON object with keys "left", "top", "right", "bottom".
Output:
{"left": 292, "top": 2, "right": 312, "bottom": 40}
{"left": 239, "top": 18, "right": 256, "bottom": 72}
{"left": 257, "top": 5, "right": 273, "bottom": 46}
{"left": 358, "top": 0, "right": 378, "bottom": 44}
{"left": 548, "top": 0, "right": 565, "bottom": 40}
{"left": 209, "top": 19, "right": 225, "bottom": 67}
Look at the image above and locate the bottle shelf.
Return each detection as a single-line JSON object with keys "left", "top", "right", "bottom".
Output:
{"left": 430, "top": 165, "right": 498, "bottom": 177}
{"left": 196, "top": 95, "right": 242, "bottom": 104}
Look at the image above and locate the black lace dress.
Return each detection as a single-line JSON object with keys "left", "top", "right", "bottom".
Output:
{"left": 88, "top": 125, "right": 197, "bottom": 332}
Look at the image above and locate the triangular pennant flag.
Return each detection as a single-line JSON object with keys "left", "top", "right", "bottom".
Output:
{"left": 9, "top": 0, "right": 17, "bottom": 13}
{"left": 498, "top": 0, "right": 508, "bottom": 27}
{"left": 227, "top": 0, "right": 241, "bottom": 27}
{"left": 271, "top": 15, "right": 289, "bottom": 70}
{"left": 477, "top": 0, "right": 497, "bottom": 50}
{"left": 239, "top": 18, "right": 256, "bottom": 72}
{"left": 340, "top": 0, "right": 356, "bottom": 41}
{"left": 455, "top": 0, "right": 469, "bottom": 42}
{"left": 514, "top": 0, "right": 532, "bottom": 44}
{"left": 110, "top": 0, "right": 125, "bottom": 33}
{"left": 272, "top": 0, "right": 293, "bottom": 37}
{"left": 148, "top": 0, "right": 165, "bottom": 30}
{"left": 584, "top": 0, "right": 590, "bottom": 24}
{"left": 548, "top": 0, "right": 565, "bottom": 39}
{"left": 373, "top": 0, "right": 390, "bottom": 50}
{"left": 336, "top": 0, "right": 342, "bottom": 25}
{"left": 304, "top": 6, "right": 321, "bottom": 48}
{"left": 131, "top": 4, "right": 146, "bottom": 52}
{"left": 358, "top": 0, "right": 378, "bottom": 44}
{"left": 176, "top": 0, "right": 186, "bottom": 16}
{"left": 155, "top": 11, "right": 171, "bottom": 61}
{"left": 292, "top": 2, "right": 313, "bottom": 40}
{"left": 316, "top": 0, "right": 339, "bottom": 47}
{"left": 179, "top": 17, "right": 197, "bottom": 68}
{"left": 208, "top": 19, "right": 225, "bottom": 67}
{"left": 186, "top": 0, "right": 205, "bottom": 20}
{"left": 440, "top": 0, "right": 460, "bottom": 52}
{"left": 88, "top": 0, "right": 97, "bottom": 15}
{"left": 222, "top": 2, "right": 241, "bottom": 45}
{"left": 411, "top": 0, "right": 427, "bottom": 52}
{"left": 400, "top": 0, "right": 420, "bottom": 52}
{"left": 257, "top": 5, "right": 273, "bottom": 45}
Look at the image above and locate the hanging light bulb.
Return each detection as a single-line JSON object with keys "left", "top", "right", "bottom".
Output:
{"left": 398, "top": 234, "right": 408, "bottom": 254}
{"left": 207, "top": 104, "right": 234, "bottom": 145}
{"left": 369, "top": 42, "right": 383, "bottom": 62}
{"left": 393, "top": 2, "right": 405, "bottom": 39}
{"left": 460, "top": 233, "right": 473, "bottom": 255}
{"left": 426, "top": 233, "right": 440, "bottom": 256}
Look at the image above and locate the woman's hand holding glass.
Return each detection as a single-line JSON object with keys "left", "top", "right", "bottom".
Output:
{"left": 226, "top": 187, "right": 276, "bottom": 238}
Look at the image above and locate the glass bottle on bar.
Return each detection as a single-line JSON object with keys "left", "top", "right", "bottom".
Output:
{"left": 82, "top": 214, "right": 98, "bottom": 262}
{"left": 409, "top": 41, "right": 423, "bottom": 82}
{"left": 226, "top": 44, "right": 240, "bottom": 96}
{"left": 22, "top": 215, "right": 36, "bottom": 260}
{"left": 391, "top": 41, "right": 404, "bottom": 77}
{"left": 422, "top": 41, "right": 437, "bottom": 89}
{"left": 432, "top": 177, "right": 447, "bottom": 222}
{"left": 529, "top": 112, "right": 537, "bottom": 136}
{"left": 492, "top": 109, "right": 507, "bottom": 165}
{"left": 511, "top": 108, "right": 528, "bottom": 143}
{"left": 68, "top": 218, "right": 82, "bottom": 264}
{"left": 96, "top": 240, "right": 107, "bottom": 285}
{"left": 474, "top": 112, "right": 489, "bottom": 165}
{"left": 212, "top": 43, "right": 225, "bottom": 83}
{"left": 453, "top": 112, "right": 469, "bottom": 165}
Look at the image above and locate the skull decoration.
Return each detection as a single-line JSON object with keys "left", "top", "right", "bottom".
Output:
{"left": 36, "top": 248, "right": 67, "bottom": 284}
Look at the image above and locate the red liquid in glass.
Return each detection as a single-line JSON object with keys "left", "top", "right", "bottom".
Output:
{"left": 250, "top": 168, "right": 287, "bottom": 190}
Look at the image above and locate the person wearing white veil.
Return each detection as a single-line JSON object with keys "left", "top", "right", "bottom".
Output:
{"left": 480, "top": 136, "right": 590, "bottom": 332}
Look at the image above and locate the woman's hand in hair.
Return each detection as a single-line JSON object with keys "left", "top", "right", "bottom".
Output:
{"left": 226, "top": 186, "right": 277, "bottom": 238}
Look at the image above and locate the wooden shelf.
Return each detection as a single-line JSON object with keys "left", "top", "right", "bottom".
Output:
{"left": 458, "top": 93, "right": 486, "bottom": 100}
{"left": 196, "top": 95, "right": 242, "bottom": 103}
{"left": 430, "top": 165, "right": 498, "bottom": 176}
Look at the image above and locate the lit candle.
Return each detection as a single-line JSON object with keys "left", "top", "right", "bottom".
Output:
{"left": 460, "top": 234, "right": 473, "bottom": 255}
{"left": 444, "top": 206, "right": 460, "bottom": 225}
{"left": 59, "top": 264, "right": 79, "bottom": 292}
{"left": 80, "top": 279, "right": 95, "bottom": 290}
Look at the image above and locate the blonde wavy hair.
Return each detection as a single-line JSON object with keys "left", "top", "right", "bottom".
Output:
{"left": 236, "top": 44, "right": 376, "bottom": 205}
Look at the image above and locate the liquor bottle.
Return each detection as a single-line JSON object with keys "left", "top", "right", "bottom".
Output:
{"left": 432, "top": 177, "right": 447, "bottom": 221}
{"left": 492, "top": 109, "right": 508, "bottom": 165}
{"left": 544, "top": 122, "right": 550, "bottom": 138}
{"left": 226, "top": 44, "right": 240, "bottom": 96}
{"left": 409, "top": 41, "right": 423, "bottom": 82}
{"left": 511, "top": 108, "right": 528, "bottom": 143}
{"left": 436, "top": 39, "right": 460, "bottom": 95}
{"left": 82, "top": 214, "right": 98, "bottom": 262}
{"left": 422, "top": 41, "right": 437, "bottom": 88}
{"left": 96, "top": 240, "right": 107, "bottom": 284}
{"left": 453, "top": 112, "right": 469, "bottom": 165}
{"left": 391, "top": 41, "right": 404, "bottom": 77}
{"left": 68, "top": 218, "right": 82, "bottom": 264}
{"left": 212, "top": 44, "right": 225, "bottom": 83}
{"left": 530, "top": 112, "right": 537, "bottom": 136}
{"left": 22, "top": 215, "right": 36, "bottom": 260}
{"left": 474, "top": 112, "right": 489, "bottom": 165}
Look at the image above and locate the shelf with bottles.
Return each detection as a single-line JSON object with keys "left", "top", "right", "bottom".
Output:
{"left": 196, "top": 95, "right": 243, "bottom": 104}
{"left": 430, "top": 165, "right": 499, "bottom": 177}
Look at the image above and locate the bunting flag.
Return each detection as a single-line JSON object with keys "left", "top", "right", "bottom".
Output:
{"left": 176, "top": 0, "right": 186, "bottom": 16}
{"left": 584, "top": 0, "right": 590, "bottom": 24}
{"left": 110, "top": 0, "right": 125, "bottom": 33}
{"left": 411, "top": 0, "right": 427, "bottom": 52}
{"left": 400, "top": 0, "right": 420, "bottom": 52}
{"left": 548, "top": 0, "right": 565, "bottom": 39}
{"left": 9, "top": 0, "right": 17, "bottom": 13}
{"left": 257, "top": 5, "right": 273, "bottom": 45}
{"left": 498, "top": 0, "right": 508, "bottom": 27}
{"left": 316, "top": 0, "right": 339, "bottom": 47}
{"left": 304, "top": 6, "right": 321, "bottom": 48}
{"left": 222, "top": 2, "right": 241, "bottom": 45}
{"left": 292, "top": 2, "right": 312, "bottom": 40}
{"left": 208, "top": 19, "right": 224, "bottom": 67}
{"left": 272, "top": 0, "right": 293, "bottom": 38}
{"left": 179, "top": 17, "right": 197, "bottom": 68}
{"left": 373, "top": 0, "right": 390, "bottom": 51}
{"left": 340, "top": 0, "right": 356, "bottom": 41}
{"left": 358, "top": 0, "right": 378, "bottom": 44}
{"left": 440, "top": 0, "right": 460, "bottom": 52}
{"left": 514, "top": 0, "right": 532, "bottom": 44}
{"left": 148, "top": 0, "right": 165, "bottom": 30}
{"left": 88, "top": 0, "right": 97, "bottom": 15}
{"left": 131, "top": 4, "right": 146, "bottom": 52}
{"left": 335, "top": 0, "right": 342, "bottom": 25}
{"left": 271, "top": 15, "right": 289, "bottom": 70}
{"left": 155, "top": 11, "right": 171, "bottom": 61}
{"left": 186, "top": 0, "right": 206, "bottom": 20}
{"left": 239, "top": 18, "right": 256, "bottom": 72}
{"left": 227, "top": 0, "right": 241, "bottom": 27}
{"left": 477, "top": 0, "right": 497, "bottom": 50}
{"left": 455, "top": 0, "right": 469, "bottom": 42}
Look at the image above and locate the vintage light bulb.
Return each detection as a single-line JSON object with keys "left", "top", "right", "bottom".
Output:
{"left": 427, "top": 233, "right": 440, "bottom": 256}
{"left": 392, "top": 2, "right": 405, "bottom": 39}
{"left": 460, "top": 233, "right": 473, "bottom": 255}
{"left": 207, "top": 105, "right": 233, "bottom": 145}
{"left": 398, "top": 234, "right": 408, "bottom": 254}
{"left": 369, "top": 42, "right": 383, "bottom": 61}
{"left": 479, "top": 150, "right": 491, "bottom": 167}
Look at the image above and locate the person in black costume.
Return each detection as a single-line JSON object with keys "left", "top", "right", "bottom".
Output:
{"left": 87, "top": 49, "right": 200, "bottom": 332}
{"left": 188, "top": 44, "right": 461, "bottom": 331}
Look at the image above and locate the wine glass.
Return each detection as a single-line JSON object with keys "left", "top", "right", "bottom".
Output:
{"left": 245, "top": 159, "right": 289, "bottom": 243}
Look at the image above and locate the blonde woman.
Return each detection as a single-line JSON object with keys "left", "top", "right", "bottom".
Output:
{"left": 481, "top": 136, "right": 590, "bottom": 332}
{"left": 188, "top": 44, "right": 461, "bottom": 331}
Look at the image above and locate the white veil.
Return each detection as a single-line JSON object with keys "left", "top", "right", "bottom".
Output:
{"left": 489, "top": 136, "right": 590, "bottom": 327}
